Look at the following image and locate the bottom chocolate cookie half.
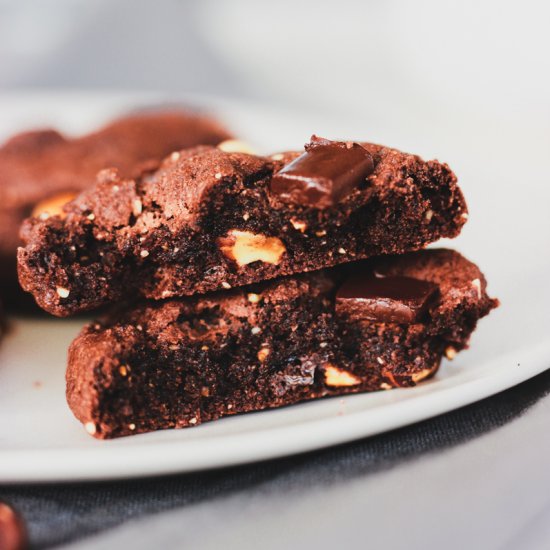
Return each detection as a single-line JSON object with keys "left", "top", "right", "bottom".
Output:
{"left": 66, "top": 249, "right": 498, "bottom": 439}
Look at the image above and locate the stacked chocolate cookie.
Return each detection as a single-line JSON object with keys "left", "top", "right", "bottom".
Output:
{"left": 17, "top": 135, "right": 497, "bottom": 438}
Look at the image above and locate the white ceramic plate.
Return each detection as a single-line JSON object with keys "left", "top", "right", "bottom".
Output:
{"left": 0, "top": 92, "right": 548, "bottom": 483}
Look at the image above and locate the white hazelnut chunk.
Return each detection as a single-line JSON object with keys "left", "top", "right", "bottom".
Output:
{"left": 128, "top": 423, "right": 136, "bottom": 431}
{"left": 290, "top": 218, "right": 308, "bottom": 233}
{"left": 32, "top": 191, "right": 77, "bottom": 219}
{"left": 338, "top": 248, "right": 347, "bottom": 255}
{"left": 132, "top": 199, "right": 143, "bottom": 216}
{"left": 445, "top": 346, "right": 457, "bottom": 360}
{"left": 218, "top": 139, "right": 258, "bottom": 154}
{"left": 170, "top": 151, "right": 181, "bottom": 162}
{"left": 251, "top": 326, "right": 261, "bottom": 335}
{"left": 411, "top": 367, "right": 437, "bottom": 383}
{"left": 188, "top": 417, "right": 198, "bottom": 425}
{"left": 425, "top": 209, "right": 434, "bottom": 222}
{"left": 85, "top": 422, "right": 97, "bottom": 435}
{"left": 214, "top": 172, "right": 222, "bottom": 180}
{"left": 56, "top": 286, "right": 70, "bottom": 299}
{"left": 247, "top": 293, "right": 261, "bottom": 303}
{"left": 471, "top": 278, "right": 482, "bottom": 299}
{"left": 221, "top": 282, "right": 232, "bottom": 289}
{"left": 217, "top": 230, "right": 286, "bottom": 267}
{"left": 140, "top": 250, "right": 150, "bottom": 258}
{"left": 324, "top": 364, "right": 361, "bottom": 387}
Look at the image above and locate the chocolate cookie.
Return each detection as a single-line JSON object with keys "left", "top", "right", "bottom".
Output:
{"left": 0, "top": 109, "right": 231, "bottom": 290}
{"left": 19, "top": 137, "right": 468, "bottom": 316}
{"left": 66, "top": 249, "right": 497, "bottom": 439}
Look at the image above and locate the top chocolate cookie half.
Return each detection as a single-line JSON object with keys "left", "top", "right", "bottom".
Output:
{"left": 0, "top": 109, "right": 231, "bottom": 286}
{"left": 18, "top": 136, "right": 468, "bottom": 316}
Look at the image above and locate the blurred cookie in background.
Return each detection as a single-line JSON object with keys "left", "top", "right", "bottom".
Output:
{"left": 0, "top": 109, "right": 231, "bottom": 306}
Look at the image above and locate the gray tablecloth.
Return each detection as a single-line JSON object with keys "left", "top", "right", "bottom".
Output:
{"left": 2, "top": 368, "right": 549, "bottom": 549}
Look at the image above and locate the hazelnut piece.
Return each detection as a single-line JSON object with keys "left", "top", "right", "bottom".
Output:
{"left": 218, "top": 230, "right": 286, "bottom": 266}
{"left": 290, "top": 218, "right": 308, "bottom": 233}
{"left": 218, "top": 139, "right": 257, "bottom": 154}
{"left": 257, "top": 347, "right": 270, "bottom": 362}
{"left": 410, "top": 366, "right": 437, "bottom": 383}
{"left": 32, "top": 191, "right": 77, "bottom": 220}
{"left": 445, "top": 346, "right": 457, "bottom": 360}
{"left": 324, "top": 364, "right": 361, "bottom": 387}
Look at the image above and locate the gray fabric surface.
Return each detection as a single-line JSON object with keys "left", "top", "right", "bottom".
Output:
{"left": 1, "top": 368, "right": 549, "bottom": 549}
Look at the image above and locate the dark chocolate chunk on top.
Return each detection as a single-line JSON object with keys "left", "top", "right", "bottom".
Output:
{"left": 270, "top": 136, "right": 374, "bottom": 208}
{"left": 336, "top": 270, "right": 439, "bottom": 324}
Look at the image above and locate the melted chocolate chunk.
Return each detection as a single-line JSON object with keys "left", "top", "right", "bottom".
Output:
{"left": 336, "top": 270, "right": 439, "bottom": 323}
{"left": 270, "top": 136, "right": 374, "bottom": 208}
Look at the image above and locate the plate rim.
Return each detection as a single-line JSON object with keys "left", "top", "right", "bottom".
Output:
{"left": 1, "top": 341, "right": 548, "bottom": 484}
